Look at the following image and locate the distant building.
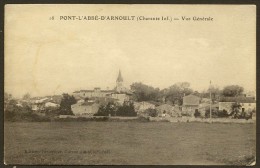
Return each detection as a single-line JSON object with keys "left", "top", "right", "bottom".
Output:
{"left": 45, "top": 102, "right": 59, "bottom": 108}
{"left": 116, "top": 70, "right": 124, "bottom": 93}
{"left": 219, "top": 97, "right": 256, "bottom": 114}
{"left": 72, "top": 70, "right": 132, "bottom": 105}
{"left": 182, "top": 95, "right": 200, "bottom": 116}
{"left": 71, "top": 102, "right": 99, "bottom": 116}
{"left": 218, "top": 102, "right": 234, "bottom": 114}
{"left": 245, "top": 91, "right": 256, "bottom": 100}
{"left": 31, "top": 98, "right": 49, "bottom": 111}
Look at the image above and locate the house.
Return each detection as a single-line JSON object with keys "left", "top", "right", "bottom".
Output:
{"left": 182, "top": 95, "right": 200, "bottom": 116}
{"left": 71, "top": 102, "right": 99, "bottom": 116}
{"left": 111, "top": 93, "right": 130, "bottom": 105}
{"left": 156, "top": 104, "right": 181, "bottom": 117}
{"left": 245, "top": 90, "right": 256, "bottom": 99}
{"left": 73, "top": 87, "right": 114, "bottom": 99}
{"left": 45, "top": 102, "right": 59, "bottom": 108}
{"left": 219, "top": 97, "right": 256, "bottom": 114}
{"left": 219, "top": 102, "right": 234, "bottom": 114}
{"left": 31, "top": 98, "right": 49, "bottom": 111}
{"left": 46, "top": 95, "right": 62, "bottom": 104}
{"left": 77, "top": 99, "right": 85, "bottom": 103}
{"left": 72, "top": 70, "right": 132, "bottom": 104}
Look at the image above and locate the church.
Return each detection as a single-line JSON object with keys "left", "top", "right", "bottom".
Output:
{"left": 72, "top": 70, "right": 132, "bottom": 104}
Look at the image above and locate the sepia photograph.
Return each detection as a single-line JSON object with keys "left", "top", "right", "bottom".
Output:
{"left": 4, "top": 4, "right": 256, "bottom": 165}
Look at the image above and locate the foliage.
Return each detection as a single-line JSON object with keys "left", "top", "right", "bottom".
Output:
{"left": 130, "top": 82, "right": 160, "bottom": 102}
{"left": 44, "top": 108, "right": 61, "bottom": 118}
{"left": 94, "top": 101, "right": 137, "bottom": 117}
{"left": 116, "top": 102, "right": 137, "bottom": 117}
{"left": 4, "top": 92, "right": 12, "bottom": 102}
{"left": 207, "top": 85, "right": 221, "bottom": 101}
{"left": 222, "top": 85, "right": 244, "bottom": 97}
{"left": 4, "top": 102, "right": 50, "bottom": 122}
{"left": 161, "top": 82, "right": 193, "bottom": 105}
{"left": 59, "top": 93, "right": 77, "bottom": 115}
{"left": 94, "top": 102, "right": 117, "bottom": 116}
{"left": 194, "top": 110, "right": 201, "bottom": 118}
{"left": 230, "top": 102, "right": 242, "bottom": 119}
{"left": 144, "top": 108, "right": 158, "bottom": 117}
{"left": 229, "top": 103, "right": 252, "bottom": 119}
{"left": 22, "top": 93, "right": 31, "bottom": 100}
{"left": 205, "top": 108, "right": 229, "bottom": 118}
{"left": 218, "top": 110, "right": 229, "bottom": 118}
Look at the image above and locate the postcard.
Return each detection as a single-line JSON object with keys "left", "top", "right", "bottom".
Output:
{"left": 4, "top": 4, "right": 256, "bottom": 165}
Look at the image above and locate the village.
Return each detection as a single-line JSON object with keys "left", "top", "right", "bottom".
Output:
{"left": 3, "top": 5, "right": 257, "bottom": 165}
{"left": 4, "top": 70, "right": 256, "bottom": 123}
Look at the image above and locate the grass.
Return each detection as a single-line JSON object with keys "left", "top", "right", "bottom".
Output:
{"left": 4, "top": 121, "right": 255, "bottom": 165}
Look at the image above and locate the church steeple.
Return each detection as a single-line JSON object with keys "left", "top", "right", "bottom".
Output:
{"left": 116, "top": 70, "right": 124, "bottom": 92}
{"left": 116, "top": 70, "right": 123, "bottom": 82}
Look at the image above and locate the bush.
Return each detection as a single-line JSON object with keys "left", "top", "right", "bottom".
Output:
{"left": 205, "top": 109, "right": 229, "bottom": 118}
{"left": 194, "top": 110, "right": 201, "bottom": 118}
{"left": 4, "top": 109, "right": 51, "bottom": 122}
{"left": 59, "top": 93, "right": 76, "bottom": 115}
{"left": 95, "top": 101, "right": 137, "bottom": 117}
{"left": 218, "top": 110, "right": 229, "bottom": 118}
{"left": 116, "top": 102, "right": 137, "bottom": 117}
{"left": 144, "top": 108, "right": 158, "bottom": 117}
{"left": 94, "top": 102, "right": 117, "bottom": 116}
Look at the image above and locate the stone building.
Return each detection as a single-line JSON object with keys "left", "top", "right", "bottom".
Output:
{"left": 72, "top": 70, "right": 132, "bottom": 105}
{"left": 219, "top": 97, "right": 256, "bottom": 114}
{"left": 182, "top": 95, "right": 200, "bottom": 116}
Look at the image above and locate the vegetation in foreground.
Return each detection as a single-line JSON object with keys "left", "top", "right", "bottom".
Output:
{"left": 4, "top": 122, "right": 255, "bottom": 165}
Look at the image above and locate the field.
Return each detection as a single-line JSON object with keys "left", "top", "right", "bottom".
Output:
{"left": 4, "top": 121, "right": 255, "bottom": 165}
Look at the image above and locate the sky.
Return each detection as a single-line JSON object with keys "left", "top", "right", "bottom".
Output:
{"left": 5, "top": 5, "right": 256, "bottom": 98}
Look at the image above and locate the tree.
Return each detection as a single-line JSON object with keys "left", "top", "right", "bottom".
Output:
{"left": 59, "top": 93, "right": 77, "bottom": 115}
{"left": 116, "top": 102, "right": 137, "bottom": 116}
{"left": 4, "top": 92, "right": 12, "bottom": 102}
{"left": 22, "top": 93, "right": 31, "bottom": 100}
{"left": 144, "top": 108, "right": 158, "bottom": 117}
{"left": 230, "top": 102, "right": 242, "bottom": 119}
{"left": 94, "top": 101, "right": 137, "bottom": 117}
{"left": 162, "top": 82, "right": 193, "bottom": 105}
{"left": 208, "top": 85, "right": 221, "bottom": 101}
{"left": 130, "top": 82, "right": 160, "bottom": 102}
{"left": 222, "top": 85, "right": 244, "bottom": 97}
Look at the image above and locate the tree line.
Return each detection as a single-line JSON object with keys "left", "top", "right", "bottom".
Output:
{"left": 130, "top": 82, "right": 245, "bottom": 105}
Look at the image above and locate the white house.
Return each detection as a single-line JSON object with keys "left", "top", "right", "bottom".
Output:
{"left": 45, "top": 102, "right": 60, "bottom": 108}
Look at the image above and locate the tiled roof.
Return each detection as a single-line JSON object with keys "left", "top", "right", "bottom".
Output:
{"left": 219, "top": 96, "right": 256, "bottom": 103}
{"left": 183, "top": 95, "right": 200, "bottom": 106}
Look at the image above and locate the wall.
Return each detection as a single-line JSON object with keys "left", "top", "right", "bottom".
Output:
{"left": 71, "top": 103, "right": 99, "bottom": 116}
{"left": 219, "top": 102, "right": 234, "bottom": 114}
{"left": 240, "top": 103, "right": 256, "bottom": 112}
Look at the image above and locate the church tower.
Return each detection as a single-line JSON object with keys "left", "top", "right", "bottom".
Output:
{"left": 116, "top": 70, "right": 124, "bottom": 93}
